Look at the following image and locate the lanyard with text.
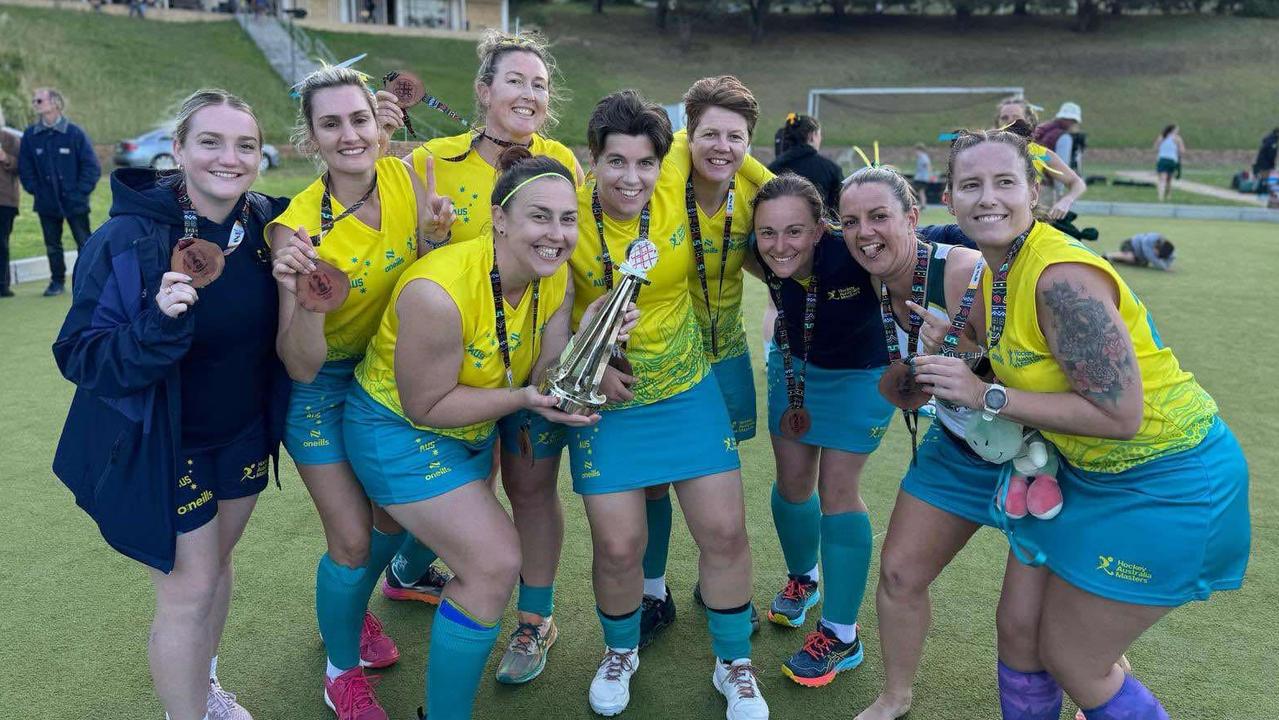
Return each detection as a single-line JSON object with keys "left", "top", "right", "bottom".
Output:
{"left": 767, "top": 269, "right": 817, "bottom": 439}
{"left": 169, "top": 182, "right": 251, "bottom": 288}
{"left": 489, "top": 238, "right": 541, "bottom": 462}
{"left": 876, "top": 241, "right": 932, "bottom": 463}
{"left": 685, "top": 176, "right": 735, "bottom": 357}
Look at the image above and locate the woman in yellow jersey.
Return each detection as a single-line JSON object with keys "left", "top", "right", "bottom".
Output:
{"left": 638, "top": 75, "right": 771, "bottom": 646}
{"left": 994, "top": 98, "right": 1086, "bottom": 220}
{"left": 545, "top": 90, "right": 768, "bottom": 720}
{"left": 390, "top": 30, "right": 586, "bottom": 685}
{"left": 912, "top": 128, "right": 1249, "bottom": 720}
{"left": 267, "top": 66, "right": 451, "bottom": 719}
{"left": 343, "top": 148, "right": 614, "bottom": 720}
{"left": 405, "top": 29, "right": 583, "bottom": 245}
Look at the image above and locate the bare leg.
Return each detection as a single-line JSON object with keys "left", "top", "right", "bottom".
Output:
{"left": 500, "top": 449, "right": 565, "bottom": 622}
{"left": 204, "top": 494, "right": 259, "bottom": 678}
{"left": 673, "top": 469, "right": 752, "bottom": 610}
{"left": 149, "top": 522, "right": 221, "bottom": 720}
{"left": 856, "top": 492, "right": 980, "bottom": 720}
{"left": 582, "top": 490, "right": 648, "bottom": 615}
{"left": 996, "top": 553, "right": 1052, "bottom": 671}
{"left": 1039, "top": 574, "right": 1171, "bottom": 710}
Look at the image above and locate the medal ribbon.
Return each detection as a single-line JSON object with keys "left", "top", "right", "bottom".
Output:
{"left": 591, "top": 186, "right": 650, "bottom": 296}
{"left": 319, "top": 174, "right": 378, "bottom": 245}
{"left": 489, "top": 238, "right": 540, "bottom": 389}
{"left": 766, "top": 270, "right": 817, "bottom": 413}
{"left": 986, "top": 225, "right": 1034, "bottom": 352}
{"left": 174, "top": 181, "right": 250, "bottom": 255}
{"left": 685, "top": 176, "right": 735, "bottom": 357}
{"left": 877, "top": 241, "right": 931, "bottom": 363}
{"left": 939, "top": 257, "right": 987, "bottom": 358}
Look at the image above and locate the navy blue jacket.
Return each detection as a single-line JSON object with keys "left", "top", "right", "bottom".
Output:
{"left": 18, "top": 117, "right": 101, "bottom": 216}
{"left": 51, "top": 169, "right": 289, "bottom": 572}
{"left": 918, "top": 223, "right": 977, "bottom": 250}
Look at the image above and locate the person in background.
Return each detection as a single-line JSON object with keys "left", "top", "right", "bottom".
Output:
{"left": 1154, "top": 124, "right": 1185, "bottom": 203}
{"left": 0, "top": 105, "right": 20, "bottom": 297}
{"left": 769, "top": 113, "right": 842, "bottom": 212}
{"left": 1105, "top": 232, "right": 1176, "bottom": 272}
{"left": 912, "top": 143, "right": 931, "bottom": 211}
{"left": 1251, "top": 127, "right": 1277, "bottom": 195}
{"left": 1032, "top": 102, "right": 1082, "bottom": 209}
{"left": 18, "top": 87, "right": 101, "bottom": 297}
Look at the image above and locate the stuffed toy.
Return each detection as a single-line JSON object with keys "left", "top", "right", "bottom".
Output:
{"left": 964, "top": 415, "right": 1064, "bottom": 520}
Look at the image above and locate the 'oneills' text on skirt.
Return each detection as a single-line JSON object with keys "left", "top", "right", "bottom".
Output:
{"left": 284, "top": 358, "right": 360, "bottom": 465}
{"left": 343, "top": 384, "right": 495, "bottom": 506}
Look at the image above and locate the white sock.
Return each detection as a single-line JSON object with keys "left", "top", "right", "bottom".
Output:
{"left": 642, "top": 575, "right": 666, "bottom": 600}
{"left": 209, "top": 655, "right": 218, "bottom": 682}
{"left": 820, "top": 618, "right": 858, "bottom": 644}
{"left": 325, "top": 659, "right": 351, "bottom": 680}
{"left": 804, "top": 563, "right": 820, "bottom": 584}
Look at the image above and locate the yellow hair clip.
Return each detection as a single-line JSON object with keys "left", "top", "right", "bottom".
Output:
{"left": 852, "top": 141, "right": 882, "bottom": 169}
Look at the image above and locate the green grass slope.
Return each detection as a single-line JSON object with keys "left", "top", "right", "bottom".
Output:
{"left": 1, "top": 213, "right": 1273, "bottom": 719}
{"left": 0, "top": 4, "right": 296, "bottom": 143}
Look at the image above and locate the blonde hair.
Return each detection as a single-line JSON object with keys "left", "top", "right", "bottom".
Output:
{"left": 290, "top": 65, "right": 377, "bottom": 161}
{"left": 173, "top": 88, "right": 261, "bottom": 146}
{"left": 473, "top": 28, "right": 564, "bottom": 133}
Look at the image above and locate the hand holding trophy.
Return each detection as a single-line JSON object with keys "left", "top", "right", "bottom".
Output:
{"left": 540, "top": 238, "right": 658, "bottom": 415}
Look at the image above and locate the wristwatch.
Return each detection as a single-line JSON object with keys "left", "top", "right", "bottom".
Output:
{"left": 982, "top": 383, "right": 1008, "bottom": 420}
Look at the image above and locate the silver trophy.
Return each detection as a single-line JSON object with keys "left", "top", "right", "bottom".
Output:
{"left": 540, "top": 238, "right": 659, "bottom": 415}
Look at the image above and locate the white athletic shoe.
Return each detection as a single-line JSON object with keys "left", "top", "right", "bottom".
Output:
{"left": 588, "top": 647, "right": 639, "bottom": 716}
{"left": 713, "top": 659, "right": 769, "bottom": 720}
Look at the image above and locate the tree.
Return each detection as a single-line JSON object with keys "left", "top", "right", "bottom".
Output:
{"left": 655, "top": 0, "right": 669, "bottom": 28}
{"left": 1076, "top": 0, "right": 1103, "bottom": 30}
{"left": 594, "top": 0, "right": 604, "bottom": 13}
{"left": 747, "top": 0, "right": 770, "bottom": 42}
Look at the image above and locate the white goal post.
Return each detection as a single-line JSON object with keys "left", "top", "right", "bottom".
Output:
{"left": 807, "top": 86, "right": 1025, "bottom": 119}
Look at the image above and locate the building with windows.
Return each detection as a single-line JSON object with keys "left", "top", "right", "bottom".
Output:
{"left": 279, "top": 0, "right": 506, "bottom": 31}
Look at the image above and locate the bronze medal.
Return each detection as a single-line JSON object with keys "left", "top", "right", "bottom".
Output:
{"left": 878, "top": 360, "right": 931, "bottom": 411}
{"left": 781, "top": 407, "right": 812, "bottom": 439}
{"left": 296, "top": 258, "right": 350, "bottom": 313}
{"left": 171, "top": 237, "right": 225, "bottom": 288}
{"left": 385, "top": 70, "right": 426, "bottom": 109}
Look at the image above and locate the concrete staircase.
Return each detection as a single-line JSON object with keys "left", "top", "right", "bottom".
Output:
{"left": 235, "top": 12, "right": 329, "bottom": 88}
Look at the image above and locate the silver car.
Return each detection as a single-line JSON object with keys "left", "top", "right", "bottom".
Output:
{"left": 114, "top": 128, "right": 280, "bottom": 173}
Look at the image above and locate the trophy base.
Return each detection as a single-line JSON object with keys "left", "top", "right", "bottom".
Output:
{"left": 543, "top": 384, "right": 605, "bottom": 417}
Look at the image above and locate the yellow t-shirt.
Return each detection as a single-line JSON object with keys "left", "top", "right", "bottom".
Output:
{"left": 569, "top": 155, "right": 708, "bottom": 408}
{"left": 668, "top": 130, "right": 775, "bottom": 362}
{"left": 355, "top": 236, "right": 569, "bottom": 444}
{"left": 408, "top": 131, "right": 581, "bottom": 245}
{"left": 984, "top": 222, "right": 1218, "bottom": 473}
{"left": 269, "top": 156, "right": 419, "bottom": 361}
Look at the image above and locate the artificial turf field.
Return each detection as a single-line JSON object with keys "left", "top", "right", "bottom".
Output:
{"left": 0, "top": 213, "right": 1273, "bottom": 719}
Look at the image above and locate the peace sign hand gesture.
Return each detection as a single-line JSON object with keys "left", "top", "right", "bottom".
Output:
{"left": 418, "top": 154, "right": 453, "bottom": 248}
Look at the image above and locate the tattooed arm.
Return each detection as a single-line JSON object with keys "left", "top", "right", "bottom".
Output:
{"left": 912, "top": 262, "right": 1142, "bottom": 439}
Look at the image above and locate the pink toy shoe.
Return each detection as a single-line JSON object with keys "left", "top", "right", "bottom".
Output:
{"left": 1026, "top": 475, "right": 1063, "bottom": 520}
{"left": 1004, "top": 474, "right": 1029, "bottom": 519}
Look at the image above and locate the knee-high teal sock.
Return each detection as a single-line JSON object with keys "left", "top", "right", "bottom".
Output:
{"left": 706, "top": 602, "right": 753, "bottom": 661}
{"left": 517, "top": 581, "right": 555, "bottom": 618}
{"left": 596, "top": 606, "right": 641, "bottom": 650}
{"left": 316, "top": 554, "right": 369, "bottom": 670}
{"left": 819, "top": 511, "right": 873, "bottom": 627}
{"left": 360, "top": 529, "right": 406, "bottom": 603}
{"left": 771, "top": 483, "right": 820, "bottom": 577}
{"left": 391, "top": 537, "right": 439, "bottom": 583}
{"left": 641, "top": 494, "right": 673, "bottom": 580}
{"left": 426, "top": 599, "right": 500, "bottom": 720}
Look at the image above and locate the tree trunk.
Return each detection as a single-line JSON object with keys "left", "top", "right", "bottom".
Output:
{"left": 1013, "top": 0, "right": 1028, "bottom": 15}
{"left": 593, "top": 0, "right": 604, "bottom": 14}
{"left": 832, "top": 0, "right": 846, "bottom": 22}
{"left": 953, "top": 0, "right": 972, "bottom": 26}
{"left": 1109, "top": 0, "right": 1123, "bottom": 15}
{"left": 656, "top": 0, "right": 668, "bottom": 29}
{"left": 1075, "top": 0, "right": 1102, "bottom": 30}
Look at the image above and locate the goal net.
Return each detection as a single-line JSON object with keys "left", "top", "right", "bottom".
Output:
{"left": 802, "top": 86, "right": 1026, "bottom": 172}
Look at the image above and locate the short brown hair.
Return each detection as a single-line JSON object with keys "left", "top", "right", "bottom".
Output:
{"left": 683, "top": 75, "right": 759, "bottom": 137}
{"left": 753, "top": 172, "right": 826, "bottom": 225}
{"left": 586, "top": 90, "right": 673, "bottom": 162}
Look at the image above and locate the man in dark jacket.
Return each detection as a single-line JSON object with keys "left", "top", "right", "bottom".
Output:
{"left": 19, "top": 87, "right": 101, "bottom": 296}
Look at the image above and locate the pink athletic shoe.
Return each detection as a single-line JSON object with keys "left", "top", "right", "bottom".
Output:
{"left": 324, "top": 667, "right": 388, "bottom": 720}
{"left": 1026, "top": 475, "right": 1064, "bottom": 520}
{"left": 359, "top": 611, "right": 399, "bottom": 669}
{"left": 1003, "top": 474, "right": 1030, "bottom": 519}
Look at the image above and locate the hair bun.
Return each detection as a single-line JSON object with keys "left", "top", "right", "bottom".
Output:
{"left": 1002, "top": 118, "right": 1034, "bottom": 139}
{"left": 496, "top": 144, "right": 534, "bottom": 171}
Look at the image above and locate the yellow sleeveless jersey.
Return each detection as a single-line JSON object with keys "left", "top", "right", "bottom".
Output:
{"left": 667, "top": 130, "right": 775, "bottom": 362}
{"left": 408, "top": 131, "right": 581, "bottom": 245}
{"left": 355, "top": 236, "right": 569, "bottom": 444}
{"left": 269, "top": 156, "right": 419, "bottom": 361}
{"left": 569, "top": 154, "right": 709, "bottom": 408}
{"left": 984, "top": 222, "right": 1218, "bottom": 473}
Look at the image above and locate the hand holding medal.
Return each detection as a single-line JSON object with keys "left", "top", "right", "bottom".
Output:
{"left": 383, "top": 70, "right": 470, "bottom": 139}
{"left": 156, "top": 271, "right": 198, "bottom": 318}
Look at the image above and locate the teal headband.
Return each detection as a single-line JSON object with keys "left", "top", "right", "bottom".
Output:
{"left": 499, "top": 171, "right": 574, "bottom": 207}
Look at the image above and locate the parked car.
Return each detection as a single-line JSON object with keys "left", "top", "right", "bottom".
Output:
{"left": 114, "top": 128, "right": 280, "bottom": 173}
